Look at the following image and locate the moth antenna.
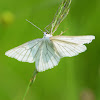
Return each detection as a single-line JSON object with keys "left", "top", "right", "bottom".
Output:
{"left": 26, "top": 19, "right": 44, "bottom": 33}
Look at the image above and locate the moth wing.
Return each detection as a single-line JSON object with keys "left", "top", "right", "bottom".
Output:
{"left": 50, "top": 35, "right": 95, "bottom": 57}
{"left": 5, "top": 39, "right": 43, "bottom": 63}
{"left": 35, "top": 39, "right": 60, "bottom": 72}
{"left": 50, "top": 35, "right": 95, "bottom": 44}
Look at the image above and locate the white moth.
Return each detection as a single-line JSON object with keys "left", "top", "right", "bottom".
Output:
{"left": 5, "top": 0, "right": 95, "bottom": 72}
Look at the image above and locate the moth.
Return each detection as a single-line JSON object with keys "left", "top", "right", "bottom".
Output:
{"left": 5, "top": 0, "right": 95, "bottom": 72}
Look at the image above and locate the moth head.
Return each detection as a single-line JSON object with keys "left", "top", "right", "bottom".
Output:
{"left": 43, "top": 32, "right": 52, "bottom": 37}
{"left": 43, "top": 32, "right": 48, "bottom": 36}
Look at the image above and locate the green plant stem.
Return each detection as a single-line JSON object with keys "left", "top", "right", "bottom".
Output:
{"left": 22, "top": 69, "right": 38, "bottom": 100}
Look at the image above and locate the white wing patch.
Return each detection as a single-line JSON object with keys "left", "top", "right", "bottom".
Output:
{"left": 50, "top": 35, "right": 95, "bottom": 57}
{"left": 35, "top": 39, "right": 60, "bottom": 72}
{"left": 5, "top": 39, "right": 43, "bottom": 63}
{"left": 51, "top": 40, "right": 87, "bottom": 57}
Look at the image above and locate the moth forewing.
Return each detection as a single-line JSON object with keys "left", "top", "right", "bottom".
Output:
{"left": 5, "top": 39, "right": 43, "bottom": 63}
{"left": 50, "top": 35, "right": 95, "bottom": 44}
{"left": 50, "top": 35, "right": 95, "bottom": 57}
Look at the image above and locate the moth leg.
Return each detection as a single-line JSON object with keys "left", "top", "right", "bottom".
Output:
{"left": 59, "top": 31, "right": 64, "bottom": 36}
{"left": 59, "top": 28, "right": 69, "bottom": 36}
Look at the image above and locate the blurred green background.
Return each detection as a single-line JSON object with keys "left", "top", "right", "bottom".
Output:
{"left": 0, "top": 0, "right": 100, "bottom": 100}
